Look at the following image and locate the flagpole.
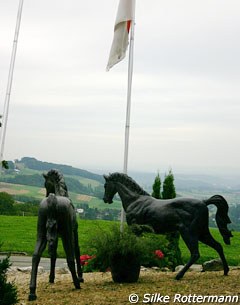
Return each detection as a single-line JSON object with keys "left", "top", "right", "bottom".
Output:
{"left": 0, "top": 0, "right": 24, "bottom": 167}
{"left": 120, "top": 0, "right": 136, "bottom": 231}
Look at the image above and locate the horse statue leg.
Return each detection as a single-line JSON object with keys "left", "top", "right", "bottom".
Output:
{"left": 199, "top": 229, "right": 229, "bottom": 276}
{"left": 62, "top": 233, "right": 81, "bottom": 289}
{"left": 73, "top": 224, "right": 84, "bottom": 282}
{"left": 29, "top": 236, "right": 47, "bottom": 301}
{"left": 49, "top": 238, "right": 58, "bottom": 283}
{"left": 176, "top": 226, "right": 200, "bottom": 280}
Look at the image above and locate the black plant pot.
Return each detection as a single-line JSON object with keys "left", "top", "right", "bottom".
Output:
{"left": 110, "top": 253, "right": 141, "bottom": 283}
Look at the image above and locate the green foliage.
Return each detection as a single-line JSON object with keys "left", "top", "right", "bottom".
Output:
{"left": 1, "top": 174, "right": 44, "bottom": 188}
{"left": 152, "top": 172, "right": 161, "bottom": 199}
{"left": 1, "top": 160, "right": 9, "bottom": 169}
{"left": 85, "top": 224, "right": 179, "bottom": 272}
{"left": 0, "top": 253, "right": 18, "bottom": 305}
{"left": 162, "top": 169, "right": 176, "bottom": 199}
{"left": 164, "top": 231, "right": 183, "bottom": 269}
{"left": 13, "top": 202, "right": 39, "bottom": 216}
{"left": 139, "top": 232, "right": 171, "bottom": 269}
{"left": 0, "top": 192, "right": 39, "bottom": 216}
{"left": 0, "top": 193, "right": 15, "bottom": 215}
{"left": 86, "top": 225, "right": 145, "bottom": 271}
{"left": 151, "top": 169, "right": 176, "bottom": 200}
{"left": 228, "top": 204, "right": 240, "bottom": 231}
{"left": 130, "top": 224, "right": 181, "bottom": 270}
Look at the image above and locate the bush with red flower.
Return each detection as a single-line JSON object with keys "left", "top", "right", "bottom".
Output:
{"left": 155, "top": 249, "right": 164, "bottom": 260}
{"left": 80, "top": 254, "right": 96, "bottom": 272}
{"left": 84, "top": 224, "right": 182, "bottom": 272}
{"left": 80, "top": 254, "right": 94, "bottom": 266}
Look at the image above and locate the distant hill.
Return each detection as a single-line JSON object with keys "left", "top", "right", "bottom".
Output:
{"left": 0, "top": 157, "right": 105, "bottom": 199}
{"left": 130, "top": 171, "right": 240, "bottom": 192}
{"left": 2, "top": 156, "right": 240, "bottom": 205}
{"left": 15, "top": 157, "right": 104, "bottom": 183}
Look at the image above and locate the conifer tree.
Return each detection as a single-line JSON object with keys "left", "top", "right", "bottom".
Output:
{"left": 152, "top": 172, "right": 161, "bottom": 199}
{"left": 162, "top": 169, "right": 176, "bottom": 199}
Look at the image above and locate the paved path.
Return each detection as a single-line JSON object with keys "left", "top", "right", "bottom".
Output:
{"left": 0, "top": 255, "right": 68, "bottom": 270}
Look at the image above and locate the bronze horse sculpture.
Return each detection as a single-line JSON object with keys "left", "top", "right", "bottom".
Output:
{"left": 103, "top": 172, "right": 233, "bottom": 280}
{"left": 29, "top": 169, "right": 83, "bottom": 301}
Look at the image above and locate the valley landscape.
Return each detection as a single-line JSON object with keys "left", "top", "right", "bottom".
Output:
{"left": 1, "top": 157, "right": 240, "bottom": 305}
{"left": 1, "top": 156, "right": 240, "bottom": 228}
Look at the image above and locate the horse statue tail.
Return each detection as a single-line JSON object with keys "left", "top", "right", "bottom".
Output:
{"left": 204, "top": 195, "right": 233, "bottom": 245}
{"left": 46, "top": 193, "right": 58, "bottom": 256}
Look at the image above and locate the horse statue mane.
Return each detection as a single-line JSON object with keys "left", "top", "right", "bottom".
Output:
{"left": 44, "top": 169, "right": 69, "bottom": 197}
{"left": 107, "top": 172, "right": 150, "bottom": 196}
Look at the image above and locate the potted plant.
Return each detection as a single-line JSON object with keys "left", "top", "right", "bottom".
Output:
{"left": 88, "top": 225, "right": 144, "bottom": 283}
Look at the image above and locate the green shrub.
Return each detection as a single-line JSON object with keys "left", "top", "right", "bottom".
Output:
{"left": 129, "top": 224, "right": 181, "bottom": 270}
{"left": 86, "top": 225, "right": 144, "bottom": 272}
{"left": 84, "top": 224, "right": 178, "bottom": 272}
{"left": 0, "top": 255, "right": 18, "bottom": 305}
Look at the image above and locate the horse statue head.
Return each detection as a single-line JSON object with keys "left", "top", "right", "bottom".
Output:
{"left": 103, "top": 172, "right": 149, "bottom": 204}
{"left": 43, "top": 169, "right": 69, "bottom": 197}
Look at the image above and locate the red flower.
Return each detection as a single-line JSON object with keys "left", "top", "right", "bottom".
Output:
{"left": 155, "top": 250, "right": 164, "bottom": 259}
{"left": 80, "top": 254, "right": 95, "bottom": 266}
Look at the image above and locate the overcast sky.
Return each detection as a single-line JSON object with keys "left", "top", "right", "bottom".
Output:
{"left": 0, "top": 0, "right": 240, "bottom": 175}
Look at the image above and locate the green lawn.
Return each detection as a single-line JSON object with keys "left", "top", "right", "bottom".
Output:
{"left": 179, "top": 228, "right": 240, "bottom": 266}
{"left": 0, "top": 215, "right": 239, "bottom": 266}
{"left": 0, "top": 216, "right": 116, "bottom": 257}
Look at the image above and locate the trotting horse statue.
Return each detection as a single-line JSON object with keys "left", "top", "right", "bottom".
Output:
{"left": 103, "top": 172, "right": 233, "bottom": 280}
{"left": 29, "top": 169, "right": 83, "bottom": 301}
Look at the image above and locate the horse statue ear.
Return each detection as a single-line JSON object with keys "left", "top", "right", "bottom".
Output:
{"left": 42, "top": 173, "right": 47, "bottom": 180}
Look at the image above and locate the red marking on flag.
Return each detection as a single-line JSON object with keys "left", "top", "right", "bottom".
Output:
{"left": 127, "top": 20, "right": 131, "bottom": 33}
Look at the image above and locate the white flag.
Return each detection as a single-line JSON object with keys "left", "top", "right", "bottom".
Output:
{"left": 106, "top": 0, "right": 134, "bottom": 71}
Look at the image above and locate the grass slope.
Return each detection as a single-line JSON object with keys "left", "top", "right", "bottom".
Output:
{"left": 0, "top": 216, "right": 239, "bottom": 266}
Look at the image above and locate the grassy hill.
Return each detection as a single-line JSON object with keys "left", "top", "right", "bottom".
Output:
{"left": 16, "top": 157, "right": 104, "bottom": 183}
{"left": 0, "top": 157, "right": 121, "bottom": 212}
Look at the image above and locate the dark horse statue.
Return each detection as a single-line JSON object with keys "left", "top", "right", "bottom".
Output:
{"left": 103, "top": 172, "right": 233, "bottom": 280}
{"left": 29, "top": 169, "right": 83, "bottom": 301}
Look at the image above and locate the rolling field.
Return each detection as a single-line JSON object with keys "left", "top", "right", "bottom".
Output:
{"left": 0, "top": 215, "right": 239, "bottom": 266}
{"left": 0, "top": 181, "right": 121, "bottom": 210}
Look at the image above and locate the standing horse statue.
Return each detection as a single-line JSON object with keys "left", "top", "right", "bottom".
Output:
{"left": 29, "top": 169, "right": 83, "bottom": 301}
{"left": 103, "top": 172, "right": 233, "bottom": 280}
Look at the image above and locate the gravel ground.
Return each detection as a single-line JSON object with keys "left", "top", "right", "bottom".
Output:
{"left": 7, "top": 268, "right": 240, "bottom": 305}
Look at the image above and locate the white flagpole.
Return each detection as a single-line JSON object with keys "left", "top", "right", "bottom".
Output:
{"left": 0, "top": 0, "right": 24, "bottom": 167}
{"left": 120, "top": 0, "right": 136, "bottom": 231}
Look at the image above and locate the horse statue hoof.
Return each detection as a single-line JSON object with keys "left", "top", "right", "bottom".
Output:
{"left": 79, "top": 277, "right": 84, "bottom": 283}
{"left": 75, "top": 284, "right": 81, "bottom": 289}
{"left": 175, "top": 274, "right": 182, "bottom": 281}
{"left": 28, "top": 293, "right": 37, "bottom": 301}
{"left": 74, "top": 280, "right": 81, "bottom": 289}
